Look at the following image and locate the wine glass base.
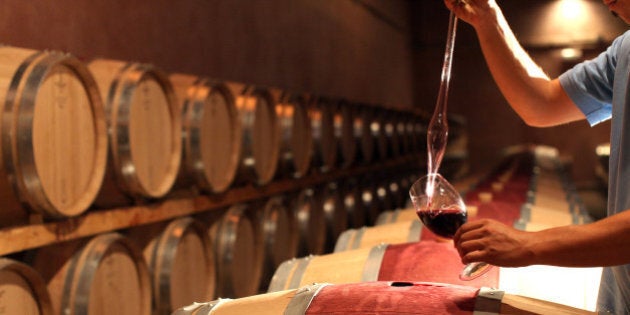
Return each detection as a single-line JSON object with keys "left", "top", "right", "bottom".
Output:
{"left": 459, "top": 262, "right": 492, "bottom": 281}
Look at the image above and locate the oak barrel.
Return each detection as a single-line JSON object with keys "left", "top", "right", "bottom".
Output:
{"left": 383, "top": 110, "right": 399, "bottom": 157}
{"left": 225, "top": 82, "right": 280, "bottom": 186}
{"left": 371, "top": 108, "right": 389, "bottom": 160}
{"left": 355, "top": 105, "right": 375, "bottom": 163}
{"left": 0, "top": 46, "right": 107, "bottom": 225}
{"left": 334, "top": 220, "right": 422, "bottom": 252}
{"left": 127, "top": 217, "right": 216, "bottom": 314}
{"left": 271, "top": 90, "right": 312, "bottom": 179}
{"left": 208, "top": 204, "right": 263, "bottom": 298}
{"left": 169, "top": 74, "right": 241, "bottom": 193}
{"left": 290, "top": 188, "right": 326, "bottom": 256}
{"left": 334, "top": 100, "right": 357, "bottom": 168}
{"left": 256, "top": 197, "right": 299, "bottom": 291}
{"left": 175, "top": 282, "right": 596, "bottom": 315}
{"left": 268, "top": 241, "right": 497, "bottom": 292}
{"left": 359, "top": 182, "right": 382, "bottom": 226}
{"left": 375, "top": 208, "right": 416, "bottom": 225}
{"left": 318, "top": 182, "right": 348, "bottom": 252}
{"left": 309, "top": 96, "right": 337, "bottom": 172}
{"left": 0, "top": 258, "right": 53, "bottom": 315}
{"left": 341, "top": 178, "right": 366, "bottom": 228}
{"left": 411, "top": 115, "right": 427, "bottom": 153}
{"left": 88, "top": 59, "right": 182, "bottom": 207}
{"left": 32, "top": 233, "right": 151, "bottom": 315}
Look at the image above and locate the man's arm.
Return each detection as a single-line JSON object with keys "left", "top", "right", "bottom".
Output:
{"left": 445, "top": 0, "right": 585, "bottom": 127}
{"left": 454, "top": 210, "right": 630, "bottom": 267}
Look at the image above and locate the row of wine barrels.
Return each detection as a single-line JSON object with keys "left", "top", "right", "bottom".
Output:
{"left": 0, "top": 44, "right": 426, "bottom": 229}
{"left": 17, "top": 210, "right": 255, "bottom": 314}
{"left": 175, "top": 282, "right": 594, "bottom": 315}
{"left": 24, "top": 218, "right": 215, "bottom": 315}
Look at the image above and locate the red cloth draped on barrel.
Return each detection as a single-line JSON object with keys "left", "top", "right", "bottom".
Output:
{"left": 305, "top": 281, "right": 478, "bottom": 315}
{"left": 377, "top": 241, "right": 499, "bottom": 288}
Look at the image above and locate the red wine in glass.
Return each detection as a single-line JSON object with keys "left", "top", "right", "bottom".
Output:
{"left": 416, "top": 208, "right": 466, "bottom": 239}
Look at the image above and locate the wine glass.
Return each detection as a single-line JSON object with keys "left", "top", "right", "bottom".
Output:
{"left": 409, "top": 173, "right": 492, "bottom": 280}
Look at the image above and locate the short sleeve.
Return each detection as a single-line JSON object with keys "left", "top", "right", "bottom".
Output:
{"left": 558, "top": 33, "right": 626, "bottom": 126}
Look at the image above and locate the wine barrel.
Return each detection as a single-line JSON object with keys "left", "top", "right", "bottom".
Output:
{"left": 0, "top": 258, "right": 53, "bottom": 315}
{"left": 519, "top": 204, "right": 590, "bottom": 226}
{"left": 175, "top": 282, "right": 595, "bottom": 315}
{"left": 88, "top": 59, "right": 182, "bottom": 208}
{"left": 374, "top": 179, "right": 395, "bottom": 213}
{"left": 268, "top": 241, "right": 498, "bottom": 292}
{"left": 359, "top": 182, "right": 382, "bottom": 226}
{"left": 411, "top": 114, "right": 427, "bottom": 154}
{"left": 289, "top": 188, "right": 326, "bottom": 256}
{"left": 32, "top": 233, "right": 151, "bottom": 315}
{"left": 334, "top": 220, "right": 422, "bottom": 252}
{"left": 394, "top": 111, "right": 409, "bottom": 155}
{"left": 527, "top": 190, "right": 573, "bottom": 213}
{"left": 371, "top": 108, "right": 389, "bottom": 160}
{"left": 169, "top": 74, "right": 241, "bottom": 193}
{"left": 310, "top": 96, "right": 337, "bottom": 172}
{"left": 375, "top": 208, "right": 416, "bottom": 225}
{"left": 225, "top": 82, "right": 280, "bottom": 186}
{"left": 341, "top": 178, "right": 367, "bottom": 228}
{"left": 255, "top": 196, "right": 299, "bottom": 291}
{"left": 335, "top": 100, "right": 357, "bottom": 168}
{"left": 127, "top": 217, "right": 216, "bottom": 314}
{"left": 271, "top": 90, "right": 312, "bottom": 179}
{"left": 383, "top": 110, "right": 400, "bottom": 157}
{"left": 0, "top": 46, "right": 107, "bottom": 226}
{"left": 318, "top": 182, "right": 349, "bottom": 252}
{"left": 385, "top": 177, "right": 406, "bottom": 210}
{"left": 402, "top": 114, "right": 415, "bottom": 154}
{"left": 355, "top": 105, "right": 375, "bottom": 163}
{"left": 208, "top": 204, "right": 263, "bottom": 298}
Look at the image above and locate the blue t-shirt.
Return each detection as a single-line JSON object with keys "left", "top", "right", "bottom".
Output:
{"left": 559, "top": 30, "right": 630, "bottom": 314}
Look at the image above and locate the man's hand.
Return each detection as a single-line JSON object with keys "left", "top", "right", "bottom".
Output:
{"left": 453, "top": 218, "right": 537, "bottom": 267}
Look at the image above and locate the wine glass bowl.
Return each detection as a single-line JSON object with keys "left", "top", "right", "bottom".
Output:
{"left": 409, "top": 173, "right": 466, "bottom": 239}
{"left": 409, "top": 173, "right": 492, "bottom": 280}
